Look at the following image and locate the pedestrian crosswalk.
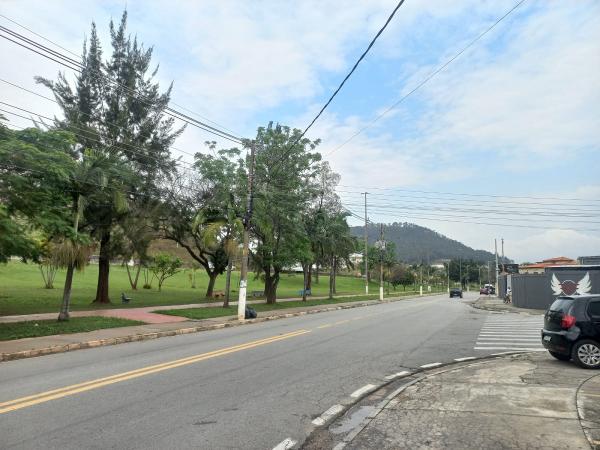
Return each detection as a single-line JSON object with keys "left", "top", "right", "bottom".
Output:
{"left": 474, "top": 314, "right": 546, "bottom": 352}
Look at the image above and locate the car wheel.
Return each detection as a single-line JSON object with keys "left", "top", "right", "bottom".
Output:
{"left": 548, "top": 351, "right": 570, "bottom": 361}
{"left": 571, "top": 340, "right": 600, "bottom": 369}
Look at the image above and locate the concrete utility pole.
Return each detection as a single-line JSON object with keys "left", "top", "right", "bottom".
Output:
{"left": 362, "top": 192, "right": 369, "bottom": 295}
{"left": 459, "top": 258, "right": 462, "bottom": 289}
{"left": 494, "top": 239, "right": 499, "bottom": 295}
{"left": 447, "top": 261, "right": 450, "bottom": 293}
{"left": 487, "top": 261, "right": 491, "bottom": 285}
{"left": 237, "top": 141, "right": 256, "bottom": 321}
{"left": 501, "top": 238, "right": 505, "bottom": 273}
{"left": 419, "top": 264, "right": 423, "bottom": 296}
{"left": 379, "top": 224, "right": 384, "bottom": 301}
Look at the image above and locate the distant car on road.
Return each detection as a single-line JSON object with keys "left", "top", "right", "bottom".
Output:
{"left": 541, "top": 295, "right": 600, "bottom": 369}
{"left": 484, "top": 284, "right": 495, "bottom": 295}
{"left": 449, "top": 288, "right": 463, "bottom": 298}
{"left": 479, "top": 287, "right": 490, "bottom": 295}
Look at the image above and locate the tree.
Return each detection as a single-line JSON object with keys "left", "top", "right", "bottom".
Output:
{"left": 36, "top": 11, "right": 182, "bottom": 304}
{"left": 322, "top": 212, "right": 356, "bottom": 299}
{"left": 149, "top": 253, "right": 182, "bottom": 291}
{"left": 390, "top": 265, "right": 415, "bottom": 291}
{"left": 161, "top": 144, "right": 244, "bottom": 301}
{"left": 250, "top": 124, "right": 320, "bottom": 304}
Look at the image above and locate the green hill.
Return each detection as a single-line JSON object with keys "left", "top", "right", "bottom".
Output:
{"left": 351, "top": 222, "right": 503, "bottom": 264}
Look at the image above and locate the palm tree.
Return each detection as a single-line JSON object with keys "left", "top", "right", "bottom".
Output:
{"left": 57, "top": 150, "right": 117, "bottom": 321}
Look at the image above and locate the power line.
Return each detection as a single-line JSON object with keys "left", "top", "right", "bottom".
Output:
{"left": 298, "top": 0, "right": 406, "bottom": 141}
{"left": 336, "top": 183, "right": 600, "bottom": 204}
{"left": 0, "top": 13, "right": 241, "bottom": 137}
{"left": 0, "top": 22, "right": 244, "bottom": 144}
{"left": 342, "top": 202, "right": 600, "bottom": 223}
{"left": 0, "top": 103, "right": 197, "bottom": 172}
{"left": 269, "top": 0, "right": 407, "bottom": 170}
{"left": 341, "top": 204, "right": 600, "bottom": 233}
{"left": 336, "top": 189, "right": 600, "bottom": 211}
{"left": 0, "top": 77, "right": 200, "bottom": 162}
{"left": 326, "top": 0, "right": 527, "bottom": 157}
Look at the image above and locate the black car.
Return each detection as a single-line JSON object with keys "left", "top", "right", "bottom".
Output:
{"left": 541, "top": 295, "right": 600, "bottom": 369}
{"left": 449, "top": 288, "right": 463, "bottom": 298}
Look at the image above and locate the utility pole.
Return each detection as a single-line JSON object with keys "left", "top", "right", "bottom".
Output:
{"left": 379, "top": 224, "right": 384, "bottom": 301}
{"left": 419, "top": 264, "right": 423, "bottom": 296}
{"left": 494, "top": 239, "right": 499, "bottom": 295}
{"left": 362, "top": 192, "right": 369, "bottom": 295}
{"left": 447, "top": 261, "right": 450, "bottom": 293}
{"left": 459, "top": 258, "right": 462, "bottom": 289}
{"left": 237, "top": 141, "right": 256, "bottom": 321}
{"left": 501, "top": 238, "right": 505, "bottom": 273}
{"left": 487, "top": 261, "right": 491, "bottom": 285}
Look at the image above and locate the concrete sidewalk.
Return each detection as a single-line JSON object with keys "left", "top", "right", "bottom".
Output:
{"left": 469, "top": 295, "right": 545, "bottom": 315}
{"left": 0, "top": 294, "right": 431, "bottom": 361}
{"left": 307, "top": 353, "right": 600, "bottom": 450}
{"left": 0, "top": 293, "right": 370, "bottom": 324}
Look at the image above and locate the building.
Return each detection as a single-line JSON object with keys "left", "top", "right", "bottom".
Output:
{"left": 519, "top": 256, "right": 577, "bottom": 274}
{"left": 578, "top": 256, "right": 600, "bottom": 265}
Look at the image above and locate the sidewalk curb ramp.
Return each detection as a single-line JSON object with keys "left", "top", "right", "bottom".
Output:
{"left": 301, "top": 352, "right": 600, "bottom": 450}
{"left": 1, "top": 293, "right": 442, "bottom": 362}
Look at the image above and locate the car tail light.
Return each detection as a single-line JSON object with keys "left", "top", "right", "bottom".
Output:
{"left": 561, "top": 314, "right": 576, "bottom": 329}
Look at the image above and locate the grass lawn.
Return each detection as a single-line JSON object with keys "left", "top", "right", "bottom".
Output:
{"left": 0, "top": 261, "right": 415, "bottom": 316}
{"left": 0, "top": 316, "right": 144, "bottom": 341}
{"left": 158, "top": 290, "right": 428, "bottom": 320}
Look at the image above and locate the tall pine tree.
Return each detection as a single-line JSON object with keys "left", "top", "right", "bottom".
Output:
{"left": 37, "top": 11, "right": 182, "bottom": 303}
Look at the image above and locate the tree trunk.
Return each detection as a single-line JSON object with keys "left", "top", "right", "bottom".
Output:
{"left": 333, "top": 256, "right": 338, "bottom": 294}
{"left": 329, "top": 256, "right": 334, "bottom": 299}
{"left": 125, "top": 263, "right": 141, "bottom": 290}
{"left": 315, "top": 262, "right": 319, "bottom": 284}
{"left": 206, "top": 271, "right": 217, "bottom": 298}
{"left": 58, "top": 263, "right": 75, "bottom": 321}
{"left": 224, "top": 258, "right": 232, "bottom": 307}
{"left": 93, "top": 230, "right": 111, "bottom": 304}
{"left": 265, "top": 270, "right": 278, "bottom": 304}
{"left": 306, "top": 264, "right": 313, "bottom": 291}
{"left": 302, "top": 264, "right": 308, "bottom": 302}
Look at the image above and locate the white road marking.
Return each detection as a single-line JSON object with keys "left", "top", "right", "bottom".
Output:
{"left": 475, "top": 315, "right": 544, "bottom": 352}
{"left": 384, "top": 370, "right": 411, "bottom": 380}
{"left": 350, "top": 384, "right": 377, "bottom": 398}
{"left": 454, "top": 357, "right": 476, "bottom": 362}
{"left": 333, "top": 443, "right": 347, "bottom": 450}
{"left": 311, "top": 404, "right": 344, "bottom": 426}
{"left": 475, "top": 347, "right": 546, "bottom": 351}
{"left": 420, "top": 362, "right": 442, "bottom": 369}
{"left": 272, "top": 438, "right": 297, "bottom": 450}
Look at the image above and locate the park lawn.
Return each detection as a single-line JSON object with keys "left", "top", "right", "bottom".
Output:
{"left": 158, "top": 290, "right": 427, "bottom": 320}
{"left": 0, "top": 316, "right": 144, "bottom": 341}
{"left": 0, "top": 261, "right": 383, "bottom": 316}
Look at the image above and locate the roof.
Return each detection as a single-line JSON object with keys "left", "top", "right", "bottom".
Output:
{"left": 520, "top": 256, "right": 578, "bottom": 270}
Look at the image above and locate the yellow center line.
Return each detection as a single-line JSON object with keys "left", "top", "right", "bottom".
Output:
{"left": 0, "top": 329, "right": 310, "bottom": 415}
{"left": 317, "top": 324, "right": 333, "bottom": 329}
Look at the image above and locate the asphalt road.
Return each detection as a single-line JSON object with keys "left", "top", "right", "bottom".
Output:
{"left": 0, "top": 292, "right": 494, "bottom": 449}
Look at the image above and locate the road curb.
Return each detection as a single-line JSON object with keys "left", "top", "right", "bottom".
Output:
{"left": 468, "top": 297, "right": 543, "bottom": 316}
{"left": 300, "top": 351, "right": 532, "bottom": 449}
{"left": 1, "top": 293, "right": 443, "bottom": 362}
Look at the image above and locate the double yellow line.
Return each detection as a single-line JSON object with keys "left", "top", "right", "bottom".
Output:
{"left": 0, "top": 329, "right": 310, "bottom": 415}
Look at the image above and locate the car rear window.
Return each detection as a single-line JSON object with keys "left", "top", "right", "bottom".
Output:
{"left": 549, "top": 298, "right": 574, "bottom": 313}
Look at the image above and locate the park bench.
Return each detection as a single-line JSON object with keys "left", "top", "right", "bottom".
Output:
{"left": 298, "top": 289, "right": 311, "bottom": 297}
{"left": 121, "top": 292, "right": 132, "bottom": 304}
{"left": 251, "top": 291, "right": 263, "bottom": 298}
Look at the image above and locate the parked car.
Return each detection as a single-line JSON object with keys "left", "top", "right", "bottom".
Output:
{"left": 541, "top": 295, "right": 600, "bottom": 369}
{"left": 480, "top": 287, "right": 490, "bottom": 295}
{"left": 449, "top": 288, "right": 463, "bottom": 298}
{"left": 484, "top": 284, "right": 496, "bottom": 295}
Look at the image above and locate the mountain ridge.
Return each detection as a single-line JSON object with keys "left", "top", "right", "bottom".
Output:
{"left": 350, "top": 222, "right": 503, "bottom": 263}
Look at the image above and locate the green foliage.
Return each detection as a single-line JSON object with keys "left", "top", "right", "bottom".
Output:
{"left": 250, "top": 124, "right": 321, "bottom": 302}
{"left": 149, "top": 253, "right": 182, "bottom": 291}
{"left": 390, "top": 265, "right": 415, "bottom": 290}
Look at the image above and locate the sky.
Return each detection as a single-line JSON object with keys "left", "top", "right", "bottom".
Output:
{"left": 1, "top": 0, "right": 599, "bottom": 262}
